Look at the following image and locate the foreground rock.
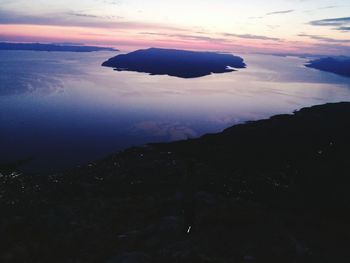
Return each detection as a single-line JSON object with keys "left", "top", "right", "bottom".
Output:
{"left": 102, "top": 48, "right": 246, "bottom": 78}
{"left": 1, "top": 102, "right": 350, "bottom": 262}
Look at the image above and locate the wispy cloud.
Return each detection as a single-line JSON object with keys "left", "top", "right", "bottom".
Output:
{"left": 68, "top": 12, "right": 123, "bottom": 20}
{"left": 298, "top": 33, "right": 350, "bottom": 43}
{"left": 304, "top": 5, "right": 339, "bottom": 13}
{"left": 68, "top": 12, "right": 100, "bottom": 19}
{"left": 318, "top": 5, "right": 338, "bottom": 10}
{"left": 248, "top": 16, "right": 263, "bottom": 20}
{"left": 141, "top": 32, "right": 226, "bottom": 43}
{"left": 309, "top": 17, "right": 350, "bottom": 31}
{"left": 98, "top": 0, "right": 121, "bottom": 5}
{"left": 338, "top": 26, "right": 350, "bottom": 31}
{"left": 223, "top": 33, "right": 281, "bottom": 41}
{"left": 311, "top": 43, "right": 350, "bottom": 55}
{"left": 318, "top": 5, "right": 340, "bottom": 10}
{"left": 310, "top": 17, "right": 350, "bottom": 26}
{"left": 266, "top": 10, "right": 294, "bottom": 15}
{"left": 141, "top": 31, "right": 282, "bottom": 44}
{"left": 0, "top": 9, "right": 184, "bottom": 31}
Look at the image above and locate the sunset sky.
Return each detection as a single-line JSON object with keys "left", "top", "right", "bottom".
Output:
{"left": 0, "top": 0, "right": 349, "bottom": 54}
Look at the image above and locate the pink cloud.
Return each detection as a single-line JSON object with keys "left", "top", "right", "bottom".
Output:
{"left": 1, "top": 23, "right": 348, "bottom": 54}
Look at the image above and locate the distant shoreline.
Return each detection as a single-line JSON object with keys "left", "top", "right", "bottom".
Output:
{"left": 305, "top": 57, "right": 350, "bottom": 78}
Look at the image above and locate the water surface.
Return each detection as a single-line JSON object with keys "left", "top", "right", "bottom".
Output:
{"left": 1, "top": 50, "right": 350, "bottom": 172}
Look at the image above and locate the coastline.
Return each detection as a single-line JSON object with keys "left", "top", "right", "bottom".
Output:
{"left": 305, "top": 57, "right": 350, "bottom": 78}
{"left": 1, "top": 101, "right": 350, "bottom": 262}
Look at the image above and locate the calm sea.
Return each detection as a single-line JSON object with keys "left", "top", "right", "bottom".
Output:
{"left": 1, "top": 50, "right": 350, "bottom": 172}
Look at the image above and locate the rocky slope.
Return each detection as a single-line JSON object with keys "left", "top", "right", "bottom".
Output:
{"left": 1, "top": 102, "right": 350, "bottom": 262}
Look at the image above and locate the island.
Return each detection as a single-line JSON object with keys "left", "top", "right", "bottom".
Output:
{"left": 0, "top": 42, "right": 118, "bottom": 52}
{"left": 305, "top": 57, "right": 350, "bottom": 78}
{"left": 102, "top": 47, "right": 246, "bottom": 78}
{"left": 1, "top": 102, "right": 350, "bottom": 262}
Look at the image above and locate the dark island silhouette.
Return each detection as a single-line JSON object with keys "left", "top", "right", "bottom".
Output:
{"left": 102, "top": 47, "right": 246, "bottom": 78}
{"left": 305, "top": 57, "right": 350, "bottom": 78}
{"left": 1, "top": 102, "right": 350, "bottom": 262}
{"left": 0, "top": 42, "right": 118, "bottom": 52}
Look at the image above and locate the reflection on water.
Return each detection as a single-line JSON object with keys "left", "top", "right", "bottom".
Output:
{"left": 1, "top": 50, "right": 350, "bottom": 172}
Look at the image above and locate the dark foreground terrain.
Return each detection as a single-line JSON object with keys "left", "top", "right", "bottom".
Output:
{"left": 1, "top": 102, "right": 350, "bottom": 263}
{"left": 305, "top": 57, "right": 350, "bottom": 78}
{"left": 102, "top": 48, "right": 246, "bottom": 78}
